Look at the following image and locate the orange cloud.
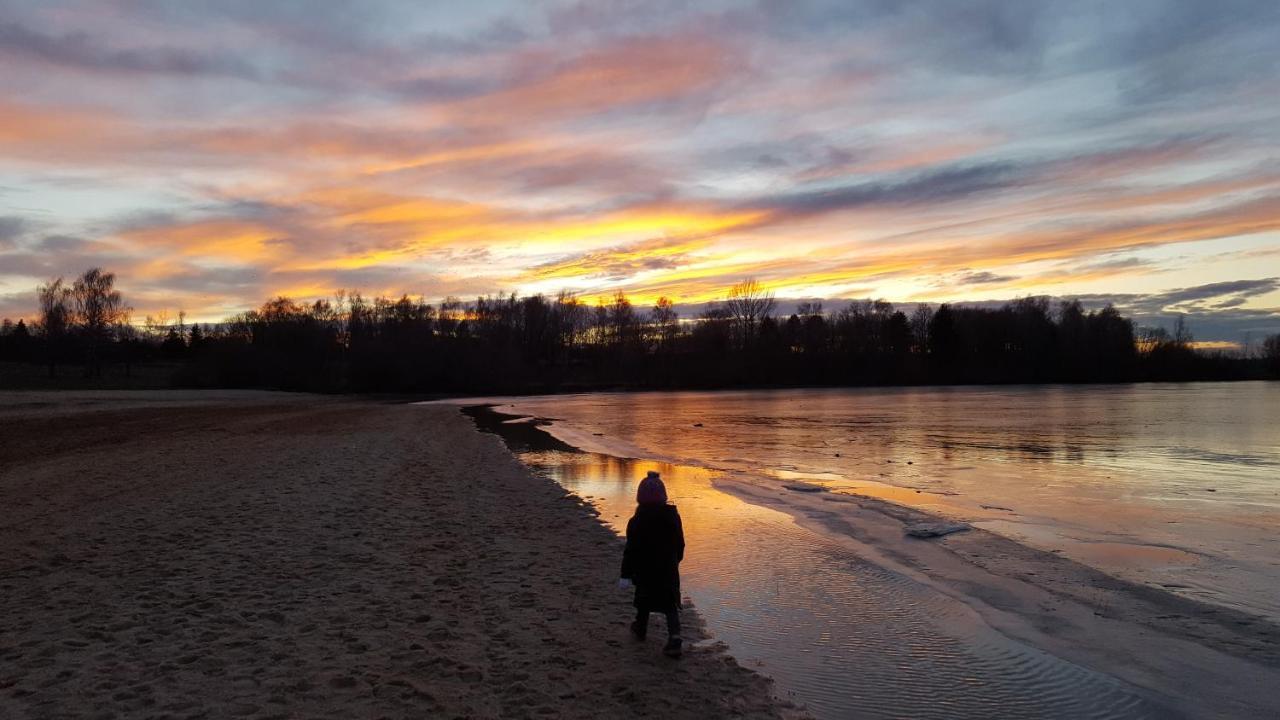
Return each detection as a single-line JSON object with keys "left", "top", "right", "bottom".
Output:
{"left": 275, "top": 185, "right": 765, "bottom": 272}
{"left": 981, "top": 195, "right": 1280, "bottom": 265}
{"left": 0, "top": 101, "right": 134, "bottom": 160}
{"left": 556, "top": 193, "right": 1280, "bottom": 304}
{"left": 116, "top": 219, "right": 288, "bottom": 263}
{"left": 526, "top": 235, "right": 720, "bottom": 282}
{"left": 442, "top": 34, "right": 739, "bottom": 124}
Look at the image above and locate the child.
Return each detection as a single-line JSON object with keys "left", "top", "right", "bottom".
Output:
{"left": 619, "top": 471, "right": 686, "bottom": 657}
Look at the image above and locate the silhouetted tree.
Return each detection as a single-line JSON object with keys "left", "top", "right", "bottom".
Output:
{"left": 10, "top": 269, "right": 1265, "bottom": 391}
{"left": 13, "top": 319, "right": 30, "bottom": 346}
{"left": 909, "top": 304, "right": 932, "bottom": 355}
{"left": 1087, "top": 305, "right": 1136, "bottom": 381}
{"left": 1264, "top": 334, "right": 1280, "bottom": 378}
{"left": 189, "top": 323, "right": 205, "bottom": 351}
{"left": 1173, "top": 315, "right": 1193, "bottom": 347}
{"left": 162, "top": 327, "right": 186, "bottom": 357}
{"left": 927, "top": 304, "right": 959, "bottom": 380}
{"left": 650, "top": 297, "right": 679, "bottom": 351}
{"left": 690, "top": 305, "right": 733, "bottom": 385}
{"left": 884, "top": 310, "right": 912, "bottom": 365}
{"left": 36, "top": 278, "right": 72, "bottom": 377}
{"left": 72, "top": 267, "right": 130, "bottom": 377}
{"left": 0, "top": 319, "right": 20, "bottom": 362}
{"left": 1136, "top": 315, "right": 1204, "bottom": 380}
{"left": 1058, "top": 300, "right": 1087, "bottom": 380}
{"left": 726, "top": 279, "right": 776, "bottom": 349}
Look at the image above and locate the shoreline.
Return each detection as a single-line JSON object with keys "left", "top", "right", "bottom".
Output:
{"left": 463, "top": 392, "right": 1280, "bottom": 617}
{"left": 0, "top": 391, "right": 801, "bottom": 719}
{"left": 463, "top": 403, "right": 1280, "bottom": 718}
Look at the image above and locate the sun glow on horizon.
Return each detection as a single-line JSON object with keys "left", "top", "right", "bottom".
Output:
{"left": 1, "top": 2, "right": 1278, "bottom": 342}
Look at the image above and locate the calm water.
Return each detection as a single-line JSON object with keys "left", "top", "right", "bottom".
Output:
{"left": 457, "top": 383, "right": 1278, "bottom": 719}
{"left": 495, "top": 383, "right": 1280, "bottom": 621}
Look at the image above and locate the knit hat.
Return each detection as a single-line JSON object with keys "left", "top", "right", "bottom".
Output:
{"left": 636, "top": 471, "right": 667, "bottom": 505}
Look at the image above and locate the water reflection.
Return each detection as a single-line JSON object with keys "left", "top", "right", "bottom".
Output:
{"left": 494, "top": 383, "right": 1280, "bottom": 618}
{"left": 496, "top": 436, "right": 1174, "bottom": 720}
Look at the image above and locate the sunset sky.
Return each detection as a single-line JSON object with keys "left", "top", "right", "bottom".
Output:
{"left": 1, "top": 0, "right": 1279, "bottom": 343}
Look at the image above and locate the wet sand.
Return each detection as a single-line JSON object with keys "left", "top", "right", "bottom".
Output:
{"left": 0, "top": 391, "right": 795, "bottom": 719}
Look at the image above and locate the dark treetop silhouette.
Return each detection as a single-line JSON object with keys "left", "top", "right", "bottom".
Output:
{"left": 1, "top": 269, "right": 1276, "bottom": 392}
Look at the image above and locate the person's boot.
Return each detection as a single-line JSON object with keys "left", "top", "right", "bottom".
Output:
{"left": 662, "top": 636, "right": 683, "bottom": 658}
{"left": 630, "top": 620, "right": 647, "bottom": 641}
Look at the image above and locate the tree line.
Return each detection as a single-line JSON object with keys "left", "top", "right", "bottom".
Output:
{"left": 2, "top": 269, "right": 1278, "bottom": 392}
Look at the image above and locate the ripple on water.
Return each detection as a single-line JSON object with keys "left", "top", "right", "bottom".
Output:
{"left": 523, "top": 449, "right": 1177, "bottom": 720}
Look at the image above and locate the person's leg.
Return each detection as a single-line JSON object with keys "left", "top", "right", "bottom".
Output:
{"left": 662, "top": 608, "right": 683, "bottom": 657}
{"left": 631, "top": 609, "right": 649, "bottom": 640}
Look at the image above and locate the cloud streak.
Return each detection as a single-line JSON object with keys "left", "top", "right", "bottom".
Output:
{"left": 0, "top": 21, "right": 261, "bottom": 79}
{"left": 0, "top": 0, "right": 1276, "bottom": 344}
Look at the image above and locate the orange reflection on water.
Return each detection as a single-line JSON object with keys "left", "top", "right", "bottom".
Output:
{"left": 523, "top": 451, "right": 801, "bottom": 598}
{"left": 510, "top": 443, "right": 1168, "bottom": 720}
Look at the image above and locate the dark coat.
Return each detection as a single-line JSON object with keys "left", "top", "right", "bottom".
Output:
{"left": 620, "top": 503, "right": 685, "bottom": 613}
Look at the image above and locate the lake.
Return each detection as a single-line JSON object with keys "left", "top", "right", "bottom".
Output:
{"left": 459, "top": 382, "right": 1279, "bottom": 719}
{"left": 495, "top": 382, "right": 1280, "bottom": 620}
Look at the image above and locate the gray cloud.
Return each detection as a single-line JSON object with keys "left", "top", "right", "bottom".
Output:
{"left": 1073, "top": 256, "right": 1154, "bottom": 273}
{"left": 33, "top": 234, "right": 88, "bottom": 252}
{"left": 1096, "top": 0, "right": 1280, "bottom": 104}
{"left": 0, "top": 249, "right": 135, "bottom": 280}
{"left": 765, "top": 0, "right": 1048, "bottom": 69}
{"left": 531, "top": 237, "right": 699, "bottom": 282}
{"left": 391, "top": 74, "right": 503, "bottom": 102}
{"left": 143, "top": 266, "right": 265, "bottom": 294}
{"left": 0, "top": 290, "right": 33, "bottom": 320}
{"left": 1142, "top": 278, "right": 1279, "bottom": 311}
{"left": 757, "top": 0, "right": 1280, "bottom": 118}
{"left": 1131, "top": 310, "right": 1280, "bottom": 345}
{"left": 954, "top": 271, "right": 1017, "bottom": 286}
{"left": 408, "top": 17, "right": 532, "bottom": 58}
{"left": 1064, "top": 278, "right": 1280, "bottom": 341}
{"left": 1067, "top": 280, "right": 1275, "bottom": 316}
{"left": 755, "top": 161, "right": 1027, "bottom": 218}
{"left": 0, "top": 21, "right": 261, "bottom": 79}
{"left": 0, "top": 216, "right": 27, "bottom": 249}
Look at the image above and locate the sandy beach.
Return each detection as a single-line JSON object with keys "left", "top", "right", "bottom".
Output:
{"left": 0, "top": 391, "right": 794, "bottom": 719}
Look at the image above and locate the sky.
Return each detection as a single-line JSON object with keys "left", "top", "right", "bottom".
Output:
{"left": 1, "top": 0, "right": 1279, "bottom": 344}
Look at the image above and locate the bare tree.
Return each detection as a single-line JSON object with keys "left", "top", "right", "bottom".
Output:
{"left": 1172, "top": 314, "right": 1193, "bottom": 347}
{"left": 1135, "top": 326, "right": 1169, "bottom": 355}
{"left": 796, "top": 301, "right": 823, "bottom": 318}
{"left": 650, "top": 296, "right": 679, "bottom": 350}
{"left": 606, "top": 291, "right": 639, "bottom": 350}
{"left": 36, "top": 277, "right": 72, "bottom": 377}
{"left": 1264, "top": 334, "right": 1280, "bottom": 377}
{"left": 909, "top": 304, "right": 933, "bottom": 354}
{"left": 554, "top": 291, "right": 590, "bottom": 353}
{"left": 72, "top": 268, "right": 131, "bottom": 377}
{"left": 439, "top": 296, "right": 464, "bottom": 338}
{"left": 725, "top": 279, "right": 776, "bottom": 346}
